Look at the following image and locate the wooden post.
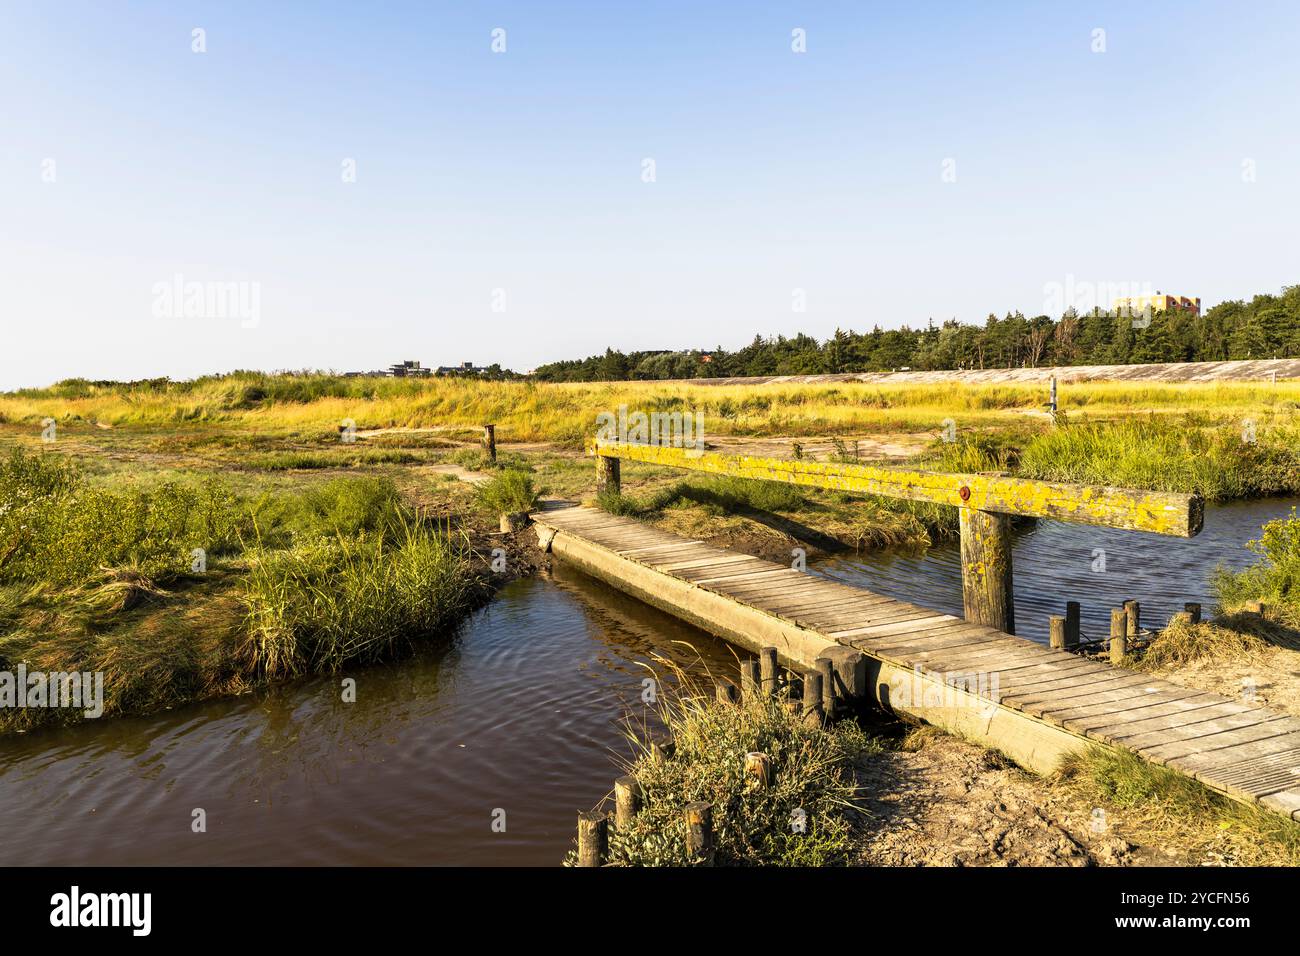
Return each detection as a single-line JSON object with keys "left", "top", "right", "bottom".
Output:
{"left": 1123, "top": 599, "right": 1140, "bottom": 637}
{"left": 740, "top": 660, "right": 761, "bottom": 700}
{"left": 959, "top": 506, "right": 1015, "bottom": 634}
{"left": 802, "top": 671, "right": 824, "bottom": 726}
{"left": 759, "top": 646, "right": 779, "bottom": 697}
{"left": 1049, "top": 615, "right": 1066, "bottom": 650}
{"left": 1110, "top": 608, "right": 1128, "bottom": 665}
{"left": 1184, "top": 602, "right": 1202, "bottom": 625}
{"left": 595, "top": 454, "right": 620, "bottom": 496}
{"left": 1065, "top": 601, "right": 1081, "bottom": 650}
{"left": 684, "top": 802, "right": 714, "bottom": 865}
{"left": 715, "top": 678, "right": 739, "bottom": 705}
{"left": 482, "top": 424, "right": 497, "bottom": 463}
{"left": 1049, "top": 376, "right": 1058, "bottom": 414}
{"left": 650, "top": 734, "right": 675, "bottom": 762}
{"left": 743, "top": 752, "right": 772, "bottom": 788}
{"left": 576, "top": 811, "right": 608, "bottom": 867}
{"left": 815, "top": 657, "right": 836, "bottom": 718}
{"left": 614, "top": 776, "right": 641, "bottom": 829}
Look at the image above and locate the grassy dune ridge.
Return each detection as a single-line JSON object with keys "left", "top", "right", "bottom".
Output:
{"left": 4, "top": 372, "right": 1300, "bottom": 442}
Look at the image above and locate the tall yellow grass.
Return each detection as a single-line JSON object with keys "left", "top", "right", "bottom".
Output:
{"left": 2, "top": 374, "right": 1297, "bottom": 443}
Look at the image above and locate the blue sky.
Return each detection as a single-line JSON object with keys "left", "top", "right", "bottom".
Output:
{"left": 2, "top": 1, "right": 1298, "bottom": 387}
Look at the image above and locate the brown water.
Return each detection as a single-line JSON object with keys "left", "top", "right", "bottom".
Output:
{"left": 0, "top": 497, "right": 1293, "bottom": 866}
{"left": 814, "top": 497, "right": 1300, "bottom": 646}
{"left": 0, "top": 564, "right": 738, "bottom": 866}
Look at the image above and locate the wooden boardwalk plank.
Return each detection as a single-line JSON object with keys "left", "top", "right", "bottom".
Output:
{"left": 1142, "top": 719, "right": 1300, "bottom": 765}
{"left": 533, "top": 505, "right": 1300, "bottom": 821}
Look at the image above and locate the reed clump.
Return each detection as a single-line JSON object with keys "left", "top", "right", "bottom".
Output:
{"left": 578, "top": 663, "right": 882, "bottom": 867}
{"left": 473, "top": 468, "right": 539, "bottom": 516}
{"left": 0, "top": 449, "right": 482, "bottom": 734}
{"left": 240, "top": 520, "right": 475, "bottom": 679}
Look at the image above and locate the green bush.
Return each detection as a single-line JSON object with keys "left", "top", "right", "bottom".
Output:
{"left": 577, "top": 672, "right": 879, "bottom": 867}
{"left": 285, "top": 476, "right": 407, "bottom": 540}
{"left": 0, "top": 449, "right": 247, "bottom": 586}
{"left": 1214, "top": 508, "right": 1300, "bottom": 610}
{"left": 474, "top": 469, "right": 538, "bottom": 514}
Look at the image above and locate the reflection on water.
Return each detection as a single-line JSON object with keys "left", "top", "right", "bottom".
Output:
{"left": 814, "top": 497, "right": 1300, "bottom": 646}
{"left": 0, "top": 565, "right": 737, "bottom": 866}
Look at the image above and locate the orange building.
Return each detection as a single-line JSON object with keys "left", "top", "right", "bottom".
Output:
{"left": 1112, "top": 292, "right": 1201, "bottom": 317}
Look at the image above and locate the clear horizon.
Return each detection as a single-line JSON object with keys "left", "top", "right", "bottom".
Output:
{"left": 4, "top": 1, "right": 1298, "bottom": 389}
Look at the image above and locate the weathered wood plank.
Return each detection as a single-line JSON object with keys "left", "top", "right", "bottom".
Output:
{"left": 594, "top": 440, "right": 1204, "bottom": 536}
{"left": 1165, "top": 725, "right": 1300, "bottom": 773}
{"left": 1142, "top": 719, "right": 1300, "bottom": 765}
{"left": 1100, "top": 701, "right": 1258, "bottom": 742}
{"left": 1003, "top": 672, "right": 1156, "bottom": 710}
{"left": 1123, "top": 710, "right": 1286, "bottom": 755}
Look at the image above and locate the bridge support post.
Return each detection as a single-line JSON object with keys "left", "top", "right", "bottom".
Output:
{"left": 959, "top": 507, "right": 1015, "bottom": 635}
{"left": 595, "top": 454, "right": 620, "bottom": 496}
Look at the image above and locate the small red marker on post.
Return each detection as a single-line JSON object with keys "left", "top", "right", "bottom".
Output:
{"left": 958, "top": 485, "right": 971, "bottom": 502}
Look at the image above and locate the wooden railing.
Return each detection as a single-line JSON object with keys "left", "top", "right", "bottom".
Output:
{"left": 590, "top": 439, "right": 1204, "bottom": 635}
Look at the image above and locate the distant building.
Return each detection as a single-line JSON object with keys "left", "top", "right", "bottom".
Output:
{"left": 1112, "top": 292, "right": 1201, "bottom": 317}
{"left": 389, "top": 360, "right": 432, "bottom": 378}
{"left": 435, "top": 361, "right": 488, "bottom": 376}
{"left": 343, "top": 359, "right": 432, "bottom": 377}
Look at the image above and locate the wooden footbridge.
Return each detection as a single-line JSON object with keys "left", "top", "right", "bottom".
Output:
{"left": 531, "top": 439, "right": 1300, "bottom": 823}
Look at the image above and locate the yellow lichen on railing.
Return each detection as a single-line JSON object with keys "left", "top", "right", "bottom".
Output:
{"left": 592, "top": 440, "right": 1203, "bottom": 538}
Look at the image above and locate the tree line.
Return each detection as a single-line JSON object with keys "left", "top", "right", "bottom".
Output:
{"left": 531, "top": 285, "right": 1300, "bottom": 381}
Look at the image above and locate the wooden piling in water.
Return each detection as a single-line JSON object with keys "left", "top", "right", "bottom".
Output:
{"left": 1185, "top": 602, "right": 1202, "bottom": 624}
{"left": 576, "top": 810, "right": 608, "bottom": 866}
{"left": 1049, "top": 615, "right": 1066, "bottom": 651}
{"left": 684, "top": 802, "right": 714, "bottom": 864}
{"left": 1065, "top": 601, "right": 1081, "bottom": 650}
{"left": 759, "top": 646, "right": 779, "bottom": 697}
{"left": 482, "top": 424, "right": 497, "bottom": 463}
{"left": 959, "top": 506, "right": 1015, "bottom": 635}
{"left": 1110, "top": 608, "right": 1128, "bottom": 664}
{"left": 1123, "top": 599, "right": 1141, "bottom": 636}
{"left": 614, "top": 776, "right": 641, "bottom": 829}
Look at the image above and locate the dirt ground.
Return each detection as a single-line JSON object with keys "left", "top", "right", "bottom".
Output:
{"left": 853, "top": 728, "right": 1202, "bottom": 867}
{"left": 1146, "top": 644, "right": 1300, "bottom": 718}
